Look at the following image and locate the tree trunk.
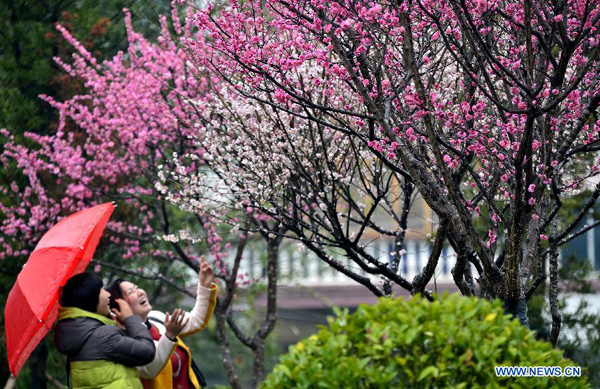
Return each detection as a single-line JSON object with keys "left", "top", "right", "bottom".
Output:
{"left": 503, "top": 298, "right": 529, "bottom": 327}
{"left": 214, "top": 308, "right": 242, "bottom": 389}
{"left": 249, "top": 236, "right": 280, "bottom": 387}
{"left": 251, "top": 343, "right": 265, "bottom": 389}
{"left": 549, "top": 226, "right": 561, "bottom": 346}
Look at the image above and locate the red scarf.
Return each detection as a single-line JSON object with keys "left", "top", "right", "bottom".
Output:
{"left": 142, "top": 324, "right": 191, "bottom": 389}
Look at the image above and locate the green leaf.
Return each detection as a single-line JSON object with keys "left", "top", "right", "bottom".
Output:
{"left": 417, "top": 366, "right": 439, "bottom": 381}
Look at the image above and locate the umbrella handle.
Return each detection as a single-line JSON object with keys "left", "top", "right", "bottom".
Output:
{"left": 3, "top": 376, "right": 16, "bottom": 389}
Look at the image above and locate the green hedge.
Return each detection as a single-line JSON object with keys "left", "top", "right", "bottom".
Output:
{"left": 263, "top": 294, "right": 588, "bottom": 388}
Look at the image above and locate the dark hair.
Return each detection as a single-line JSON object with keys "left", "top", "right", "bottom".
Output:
{"left": 107, "top": 278, "right": 126, "bottom": 311}
{"left": 60, "top": 273, "right": 103, "bottom": 313}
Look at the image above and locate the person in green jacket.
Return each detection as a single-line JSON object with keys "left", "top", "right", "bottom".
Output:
{"left": 54, "top": 272, "right": 156, "bottom": 389}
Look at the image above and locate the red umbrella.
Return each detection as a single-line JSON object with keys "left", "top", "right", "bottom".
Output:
{"left": 4, "top": 202, "right": 115, "bottom": 377}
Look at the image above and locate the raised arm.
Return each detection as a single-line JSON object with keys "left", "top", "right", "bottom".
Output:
{"left": 181, "top": 257, "right": 218, "bottom": 336}
{"left": 146, "top": 258, "right": 218, "bottom": 338}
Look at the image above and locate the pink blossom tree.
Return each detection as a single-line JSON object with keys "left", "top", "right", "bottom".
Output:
{"left": 180, "top": 0, "right": 600, "bottom": 344}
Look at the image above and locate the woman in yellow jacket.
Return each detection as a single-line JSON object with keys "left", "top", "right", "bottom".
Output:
{"left": 108, "top": 257, "right": 217, "bottom": 389}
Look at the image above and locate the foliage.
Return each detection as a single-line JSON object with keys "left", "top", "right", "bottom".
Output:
{"left": 263, "top": 294, "right": 588, "bottom": 388}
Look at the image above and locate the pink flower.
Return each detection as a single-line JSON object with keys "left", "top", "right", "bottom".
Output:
{"left": 475, "top": 0, "right": 488, "bottom": 13}
{"left": 340, "top": 18, "right": 354, "bottom": 30}
{"left": 274, "top": 88, "right": 291, "bottom": 104}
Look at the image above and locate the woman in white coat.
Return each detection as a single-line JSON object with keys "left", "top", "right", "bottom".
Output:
{"left": 108, "top": 257, "right": 217, "bottom": 389}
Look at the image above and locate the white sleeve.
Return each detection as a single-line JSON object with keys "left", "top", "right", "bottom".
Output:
{"left": 137, "top": 320, "right": 177, "bottom": 379}
{"left": 180, "top": 283, "right": 213, "bottom": 336}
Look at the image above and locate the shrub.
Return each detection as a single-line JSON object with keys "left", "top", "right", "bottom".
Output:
{"left": 263, "top": 294, "right": 588, "bottom": 388}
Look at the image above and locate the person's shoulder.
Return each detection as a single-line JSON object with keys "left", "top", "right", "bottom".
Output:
{"left": 57, "top": 316, "right": 103, "bottom": 332}
{"left": 148, "top": 310, "right": 166, "bottom": 322}
{"left": 82, "top": 322, "right": 125, "bottom": 353}
{"left": 55, "top": 317, "right": 101, "bottom": 353}
{"left": 91, "top": 323, "right": 122, "bottom": 337}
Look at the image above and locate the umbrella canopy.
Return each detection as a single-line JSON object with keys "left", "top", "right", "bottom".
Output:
{"left": 4, "top": 202, "right": 115, "bottom": 377}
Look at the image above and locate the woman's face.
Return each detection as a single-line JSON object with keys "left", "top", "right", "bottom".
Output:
{"left": 96, "top": 288, "right": 111, "bottom": 316}
{"left": 119, "top": 281, "right": 152, "bottom": 319}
